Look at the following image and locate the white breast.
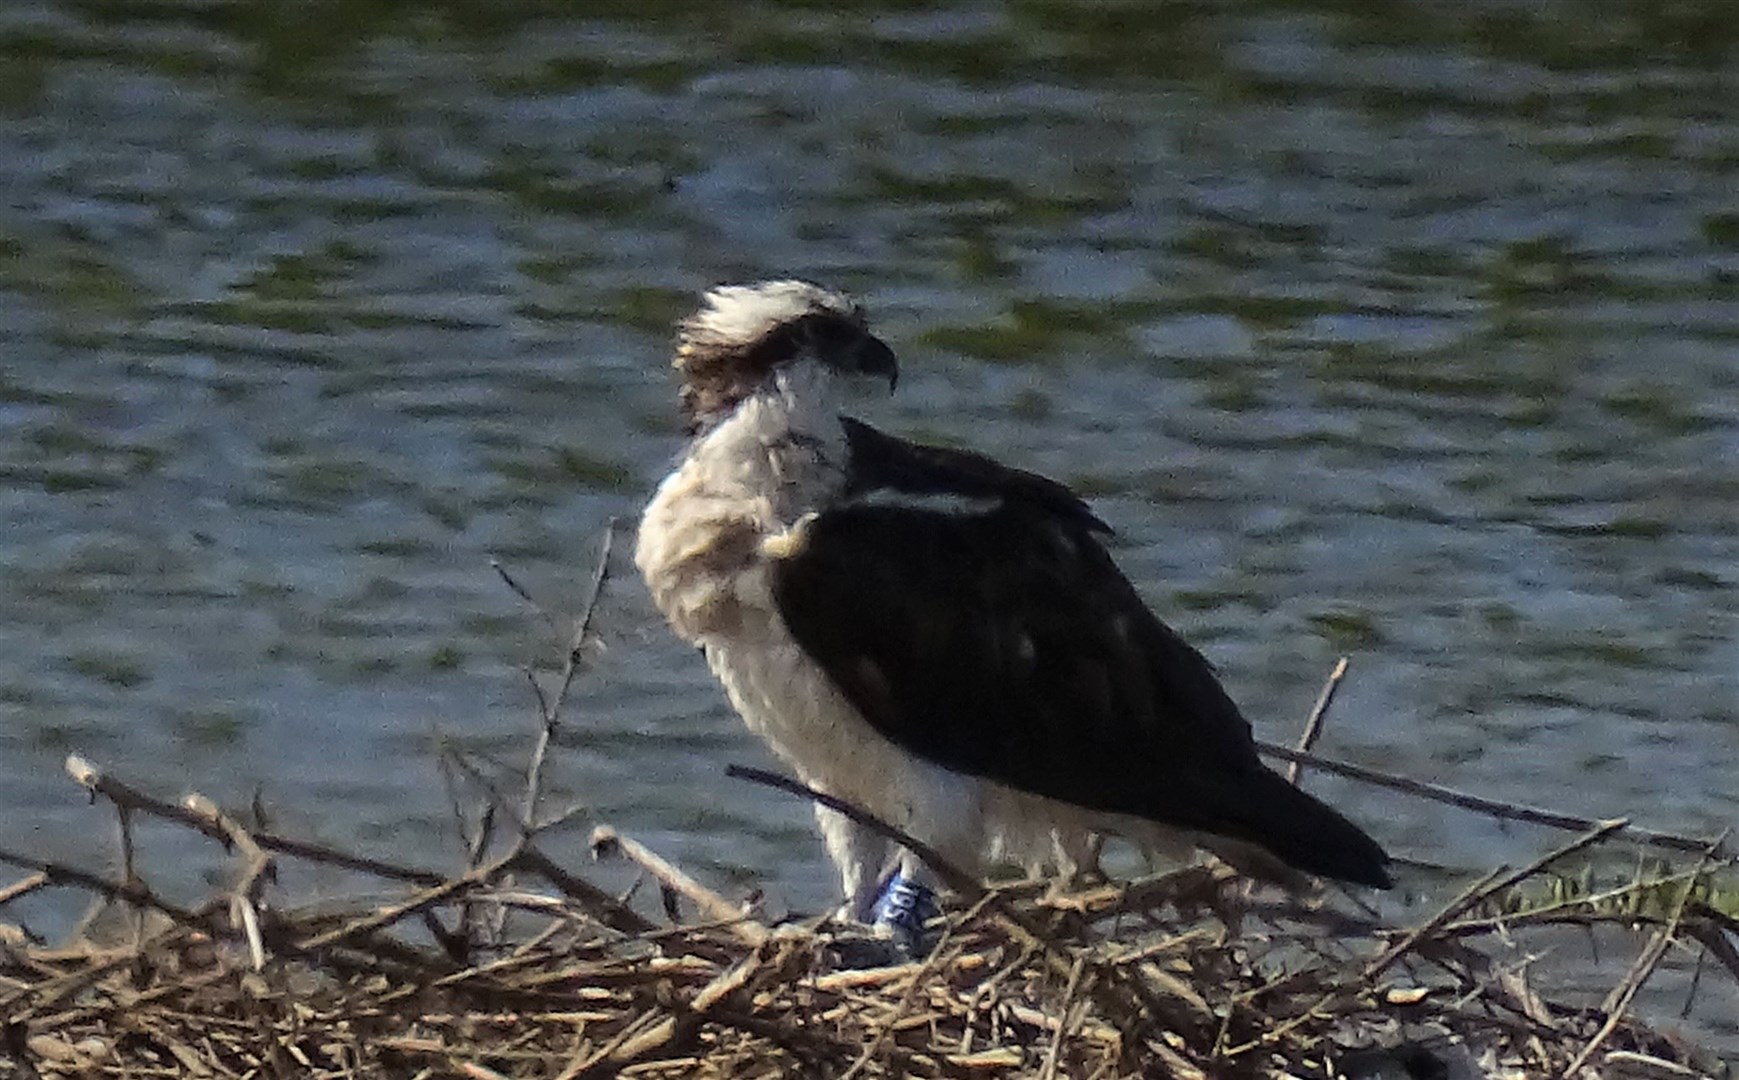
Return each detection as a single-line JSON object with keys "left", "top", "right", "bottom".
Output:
{"left": 633, "top": 372, "right": 842, "bottom": 645}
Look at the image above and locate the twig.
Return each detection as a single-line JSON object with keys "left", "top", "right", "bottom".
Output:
{"left": 0, "top": 843, "right": 209, "bottom": 932}
{"left": 1365, "top": 819, "right": 1629, "bottom": 981}
{"left": 182, "top": 793, "right": 274, "bottom": 901}
{"left": 552, "top": 517, "right": 619, "bottom": 721}
{"left": 1561, "top": 860, "right": 1705, "bottom": 1078}
{"left": 437, "top": 749, "right": 655, "bottom": 934}
{"left": 438, "top": 743, "right": 521, "bottom": 827}
{"left": 65, "top": 754, "right": 451, "bottom": 887}
{"left": 1039, "top": 954, "right": 1090, "bottom": 1080}
{"left": 588, "top": 825, "right": 767, "bottom": 946}
{"left": 111, "top": 794, "right": 138, "bottom": 947}
{"left": 68, "top": 752, "right": 653, "bottom": 936}
{"left": 1253, "top": 742, "right": 1721, "bottom": 858}
{"left": 183, "top": 792, "right": 274, "bottom": 971}
{"left": 1287, "top": 657, "right": 1347, "bottom": 786}
{"left": 1216, "top": 984, "right": 1355, "bottom": 1062}
{"left": 436, "top": 749, "right": 498, "bottom": 958}
{"left": 559, "top": 1006, "right": 676, "bottom": 1079}
{"left": 295, "top": 857, "right": 509, "bottom": 952}
{"left": 1438, "top": 868, "right": 1711, "bottom": 938}
{"left": 1683, "top": 920, "right": 1739, "bottom": 985}
{"left": 506, "top": 848, "right": 655, "bottom": 934}
{"left": 490, "top": 559, "right": 560, "bottom": 636}
{"left": 0, "top": 873, "right": 49, "bottom": 908}
{"left": 522, "top": 520, "right": 616, "bottom": 827}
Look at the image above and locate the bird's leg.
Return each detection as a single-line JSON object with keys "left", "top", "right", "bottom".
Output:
{"left": 1051, "top": 828, "right": 1106, "bottom": 889}
{"left": 868, "top": 774, "right": 984, "bottom": 956}
{"left": 815, "top": 804, "right": 891, "bottom": 922}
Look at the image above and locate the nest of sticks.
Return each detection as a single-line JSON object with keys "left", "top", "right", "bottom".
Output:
{"left": 3, "top": 754, "right": 1736, "bottom": 1080}
{"left": 3, "top": 547, "right": 1735, "bottom": 1079}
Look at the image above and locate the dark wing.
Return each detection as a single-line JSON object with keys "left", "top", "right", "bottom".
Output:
{"left": 771, "top": 421, "right": 1391, "bottom": 888}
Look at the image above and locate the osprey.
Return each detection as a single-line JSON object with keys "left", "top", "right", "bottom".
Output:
{"left": 635, "top": 281, "right": 1391, "bottom": 931}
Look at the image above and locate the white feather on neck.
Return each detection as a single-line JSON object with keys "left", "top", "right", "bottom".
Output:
{"left": 635, "top": 358, "right": 848, "bottom": 644}
{"left": 690, "top": 358, "right": 849, "bottom": 524}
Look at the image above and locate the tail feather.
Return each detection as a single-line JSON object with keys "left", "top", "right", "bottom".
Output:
{"left": 1222, "top": 769, "right": 1393, "bottom": 889}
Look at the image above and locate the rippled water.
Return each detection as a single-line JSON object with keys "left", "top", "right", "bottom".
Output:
{"left": 2, "top": 0, "right": 1736, "bottom": 1043}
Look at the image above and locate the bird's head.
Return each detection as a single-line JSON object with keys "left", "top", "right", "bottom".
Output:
{"left": 672, "top": 280, "right": 898, "bottom": 434}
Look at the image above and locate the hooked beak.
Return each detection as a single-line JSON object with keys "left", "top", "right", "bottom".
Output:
{"left": 854, "top": 333, "right": 899, "bottom": 392}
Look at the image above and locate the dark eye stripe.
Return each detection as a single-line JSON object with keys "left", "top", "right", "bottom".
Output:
{"left": 810, "top": 316, "right": 859, "bottom": 343}
{"left": 742, "top": 325, "right": 801, "bottom": 367}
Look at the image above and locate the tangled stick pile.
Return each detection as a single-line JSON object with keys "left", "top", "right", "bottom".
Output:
{"left": 2, "top": 549, "right": 1734, "bottom": 1078}
{"left": 1, "top": 751, "right": 1735, "bottom": 1079}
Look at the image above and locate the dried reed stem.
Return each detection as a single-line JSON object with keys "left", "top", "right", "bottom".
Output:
{"left": 1287, "top": 656, "right": 1348, "bottom": 786}
{"left": 589, "top": 825, "right": 767, "bottom": 946}
{"left": 1254, "top": 741, "right": 1721, "bottom": 857}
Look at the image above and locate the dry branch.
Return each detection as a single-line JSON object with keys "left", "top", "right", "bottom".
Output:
{"left": 1287, "top": 655, "right": 1348, "bottom": 786}
{"left": 1253, "top": 741, "right": 1724, "bottom": 858}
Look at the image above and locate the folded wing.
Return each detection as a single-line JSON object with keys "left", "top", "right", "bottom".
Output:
{"left": 769, "top": 420, "right": 1392, "bottom": 888}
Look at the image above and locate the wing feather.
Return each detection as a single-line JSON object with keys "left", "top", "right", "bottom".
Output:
{"left": 770, "top": 422, "right": 1392, "bottom": 888}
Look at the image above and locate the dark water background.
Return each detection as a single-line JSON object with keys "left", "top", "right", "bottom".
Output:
{"left": 1, "top": 0, "right": 1735, "bottom": 1050}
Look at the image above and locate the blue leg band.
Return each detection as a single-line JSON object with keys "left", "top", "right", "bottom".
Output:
{"left": 870, "top": 869, "right": 939, "bottom": 956}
